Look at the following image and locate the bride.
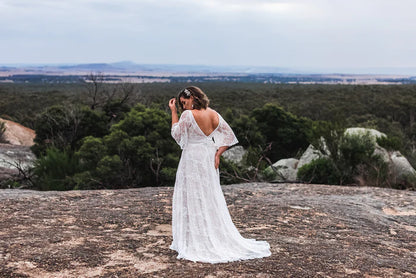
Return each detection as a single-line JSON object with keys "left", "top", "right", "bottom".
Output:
{"left": 168, "top": 86, "right": 271, "bottom": 263}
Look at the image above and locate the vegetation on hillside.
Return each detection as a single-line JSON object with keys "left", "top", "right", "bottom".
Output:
{"left": 1, "top": 81, "right": 415, "bottom": 190}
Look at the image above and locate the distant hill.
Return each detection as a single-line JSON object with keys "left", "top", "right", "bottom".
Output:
{"left": 0, "top": 61, "right": 415, "bottom": 84}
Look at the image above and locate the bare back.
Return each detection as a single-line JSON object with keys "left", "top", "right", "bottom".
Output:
{"left": 191, "top": 108, "right": 219, "bottom": 136}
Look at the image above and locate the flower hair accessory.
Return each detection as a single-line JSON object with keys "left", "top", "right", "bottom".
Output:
{"left": 183, "top": 88, "right": 191, "bottom": 97}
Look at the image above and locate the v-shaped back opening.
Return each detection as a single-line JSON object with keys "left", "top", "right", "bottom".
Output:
{"left": 190, "top": 110, "right": 220, "bottom": 137}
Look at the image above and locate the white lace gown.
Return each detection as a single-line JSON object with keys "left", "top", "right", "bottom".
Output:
{"left": 170, "top": 110, "right": 271, "bottom": 263}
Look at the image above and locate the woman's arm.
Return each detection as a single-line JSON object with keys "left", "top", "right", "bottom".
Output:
{"left": 169, "top": 98, "right": 179, "bottom": 127}
{"left": 215, "top": 146, "right": 228, "bottom": 169}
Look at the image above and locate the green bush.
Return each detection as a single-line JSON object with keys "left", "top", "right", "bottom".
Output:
{"left": 33, "top": 148, "right": 80, "bottom": 191}
{"left": 76, "top": 136, "right": 107, "bottom": 169}
{"left": 0, "top": 121, "right": 7, "bottom": 143}
{"left": 225, "top": 111, "right": 265, "bottom": 148}
{"left": 95, "top": 155, "right": 124, "bottom": 187}
{"left": 74, "top": 104, "right": 180, "bottom": 188}
{"left": 302, "top": 129, "right": 411, "bottom": 188}
{"left": 297, "top": 158, "right": 340, "bottom": 184}
{"left": 250, "top": 103, "right": 312, "bottom": 162}
{"left": 338, "top": 132, "right": 376, "bottom": 183}
{"left": 32, "top": 104, "right": 108, "bottom": 156}
{"left": 353, "top": 154, "right": 390, "bottom": 187}
{"left": 376, "top": 135, "right": 403, "bottom": 151}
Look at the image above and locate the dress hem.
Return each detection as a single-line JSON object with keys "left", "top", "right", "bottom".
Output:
{"left": 169, "top": 245, "right": 271, "bottom": 264}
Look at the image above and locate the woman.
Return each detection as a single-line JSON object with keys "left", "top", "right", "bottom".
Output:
{"left": 168, "top": 86, "right": 271, "bottom": 263}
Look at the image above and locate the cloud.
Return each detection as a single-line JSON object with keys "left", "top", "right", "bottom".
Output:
{"left": 1, "top": 0, "right": 416, "bottom": 69}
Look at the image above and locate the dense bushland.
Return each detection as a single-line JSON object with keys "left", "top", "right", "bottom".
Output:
{"left": 1, "top": 81, "right": 416, "bottom": 190}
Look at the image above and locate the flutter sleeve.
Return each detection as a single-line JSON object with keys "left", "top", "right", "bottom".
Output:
{"left": 171, "top": 110, "right": 192, "bottom": 149}
{"left": 213, "top": 114, "right": 239, "bottom": 148}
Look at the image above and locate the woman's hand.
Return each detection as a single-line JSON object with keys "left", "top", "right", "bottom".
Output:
{"left": 169, "top": 98, "right": 177, "bottom": 112}
{"left": 170, "top": 98, "right": 179, "bottom": 127}
{"left": 214, "top": 146, "right": 228, "bottom": 169}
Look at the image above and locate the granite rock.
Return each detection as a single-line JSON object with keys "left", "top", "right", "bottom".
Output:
{"left": 2, "top": 183, "right": 414, "bottom": 277}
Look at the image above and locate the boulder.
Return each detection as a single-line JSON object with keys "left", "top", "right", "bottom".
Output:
{"left": 0, "top": 118, "right": 35, "bottom": 146}
{"left": 297, "top": 144, "right": 324, "bottom": 170}
{"left": 0, "top": 119, "right": 36, "bottom": 183}
{"left": 269, "top": 127, "right": 416, "bottom": 183}
{"left": 373, "top": 145, "right": 390, "bottom": 162}
{"left": 390, "top": 151, "right": 416, "bottom": 178}
{"left": 222, "top": 145, "right": 246, "bottom": 165}
{"left": 0, "top": 144, "right": 35, "bottom": 170}
{"left": 264, "top": 158, "right": 298, "bottom": 182}
{"left": 344, "top": 127, "right": 386, "bottom": 144}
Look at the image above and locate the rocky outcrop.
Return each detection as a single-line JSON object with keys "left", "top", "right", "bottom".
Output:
{"left": 297, "top": 144, "right": 324, "bottom": 170}
{"left": 0, "top": 183, "right": 415, "bottom": 277}
{"left": 345, "top": 128, "right": 416, "bottom": 179}
{"left": 390, "top": 151, "right": 416, "bottom": 178}
{"left": 264, "top": 158, "right": 299, "bottom": 182}
{"left": 267, "top": 127, "right": 416, "bottom": 183}
{"left": 0, "top": 119, "right": 36, "bottom": 183}
{"left": 0, "top": 143, "right": 36, "bottom": 183}
{"left": 0, "top": 118, "right": 35, "bottom": 146}
{"left": 344, "top": 127, "right": 386, "bottom": 142}
{"left": 222, "top": 145, "right": 246, "bottom": 165}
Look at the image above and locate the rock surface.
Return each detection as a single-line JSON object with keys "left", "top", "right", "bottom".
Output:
{"left": 0, "top": 143, "right": 36, "bottom": 183}
{"left": 1, "top": 183, "right": 415, "bottom": 277}
{"left": 222, "top": 145, "right": 246, "bottom": 165}
{"left": 0, "top": 118, "right": 36, "bottom": 183}
{"left": 297, "top": 144, "right": 324, "bottom": 170}
{"left": 390, "top": 151, "right": 416, "bottom": 178}
{"left": 344, "top": 127, "right": 386, "bottom": 143}
{"left": 0, "top": 118, "right": 35, "bottom": 146}
{"left": 265, "top": 158, "right": 299, "bottom": 182}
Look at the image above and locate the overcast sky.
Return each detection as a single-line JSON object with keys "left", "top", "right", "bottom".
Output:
{"left": 1, "top": 0, "right": 416, "bottom": 72}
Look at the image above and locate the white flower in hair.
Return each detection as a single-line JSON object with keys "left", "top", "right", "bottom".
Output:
{"left": 183, "top": 88, "right": 191, "bottom": 97}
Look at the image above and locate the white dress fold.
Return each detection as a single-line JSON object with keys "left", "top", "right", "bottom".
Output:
{"left": 170, "top": 110, "right": 271, "bottom": 263}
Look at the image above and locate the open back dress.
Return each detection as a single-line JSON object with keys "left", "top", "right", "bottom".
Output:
{"left": 170, "top": 109, "right": 271, "bottom": 263}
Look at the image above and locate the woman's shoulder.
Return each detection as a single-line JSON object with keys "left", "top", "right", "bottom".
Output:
{"left": 179, "top": 110, "right": 193, "bottom": 122}
{"left": 181, "top": 110, "right": 192, "bottom": 116}
{"left": 206, "top": 108, "right": 220, "bottom": 116}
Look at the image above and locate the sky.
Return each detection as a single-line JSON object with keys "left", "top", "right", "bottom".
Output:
{"left": 1, "top": 0, "right": 416, "bottom": 73}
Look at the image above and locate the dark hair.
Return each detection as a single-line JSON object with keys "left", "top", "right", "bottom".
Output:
{"left": 177, "top": 86, "right": 210, "bottom": 111}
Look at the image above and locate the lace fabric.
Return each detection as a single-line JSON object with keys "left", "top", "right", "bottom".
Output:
{"left": 170, "top": 110, "right": 271, "bottom": 263}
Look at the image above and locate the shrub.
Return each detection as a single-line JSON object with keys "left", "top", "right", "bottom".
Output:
{"left": 297, "top": 158, "right": 340, "bottom": 185}
{"left": 353, "top": 154, "right": 390, "bottom": 187}
{"left": 250, "top": 103, "right": 312, "bottom": 162}
{"left": 33, "top": 148, "right": 80, "bottom": 191}
{"left": 95, "top": 155, "right": 124, "bottom": 187}
{"left": 220, "top": 145, "right": 273, "bottom": 184}
{"left": 76, "top": 136, "right": 107, "bottom": 169}
{"left": 376, "top": 135, "right": 403, "bottom": 151}
{"left": 74, "top": 104, "right": 180, "bottom": 188}
{"left": 304, "top": 129, "right": 393, "bottom": 186}
{"left": 0, "top": 121, "right": 7, "bottom": 143}
{"left": 32, "top": 104, "right": 108, "bottom": 156}
{"left": 338, "top": 132, "right": 376, "bottom": 183}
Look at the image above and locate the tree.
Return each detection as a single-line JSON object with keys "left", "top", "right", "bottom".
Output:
{"left": 251, "top": 103, "right": 312, "bottom": 162}
{"left": 74, "top": 104, "right": 180, "bottom": 188}
{"left": 32, "top": 104, "right": 109, "bottom": 156}
{"left": 85, "top": 72, "right": 107, "bottom": 110}
{"left": 85, "top": 73, "right": 140, "bottom": 113}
